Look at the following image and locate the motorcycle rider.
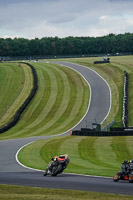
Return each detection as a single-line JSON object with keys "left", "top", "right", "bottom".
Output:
{"left": 120, "top": 160, "right": 129, "bottom": 176}
{"left": 43, "top": 154, "right": 70, "bottom": 176}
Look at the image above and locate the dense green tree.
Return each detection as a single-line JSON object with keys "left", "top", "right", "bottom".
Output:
{"left": 0, "top": 33, "right": 133, "bottom": 57}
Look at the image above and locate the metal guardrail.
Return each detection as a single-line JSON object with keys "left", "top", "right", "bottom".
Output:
{"left": 102, "top": 120, "right": 116, "bottom": 131}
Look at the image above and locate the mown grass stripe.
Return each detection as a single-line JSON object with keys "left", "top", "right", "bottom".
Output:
{"left": 39, "top": 66, "right": 89, "bottom": 135}
{"left": 6, "top": 69, "right": 45, "bottom": 136}
{"left": 32, "top": 65, "right": 71, "bottom": 135}
{"left": 61, "top": 137, "right": 93, "bottom": 173}
{"left": 32, "top": 65, "right": 77, "bottom": 135}
{"left": 126, "top": 137, "right": 133, "bottom": 156}
{"left": 0, "top": 62, "right": 90, "bottom": 139}
{"left": 0, "top": 64, "right": 24, "bottom": 120}
{"left": 20, "top": 66, "right": 47, "bottom": 124}
{"left": 18, "top": 135, "right": 133, "bottom": 176}
{"left": 0, "top": 66, "right": 14, "bottom": 117}
{"left": 0, "top": 64, "right": 33, "bottom": 127}
{"left": 25, "top": 64, "right": 63, "bottom": 136}
{"left": 0, "top": 64, "right": 27, "bottom": 126}
{"left": 94, "top": 137, "right": 120, "bottom": 169}
{"left": 78, "top": 137, "right": 101, "bottom": 168}
{"left": 9, "top": 63, "right": 57, "bottom": 137}
{"left": 22, "top": 63, "right": 74, "bottom": 137}
{"left": 111, "top": 137, "right": 132, "bottom": 162}
{"left": 51, "top": 70, "right": 89, "bottom": 134}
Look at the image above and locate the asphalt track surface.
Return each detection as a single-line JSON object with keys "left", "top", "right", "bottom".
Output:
{"left": 0, "top": 62, "right": 132, "bottom": 195}
{"left": 54, "top": 62, "right": 111, "bottom": 129}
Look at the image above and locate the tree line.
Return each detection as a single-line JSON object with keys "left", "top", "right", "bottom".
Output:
{"left": 0, "top": 33, "right": 133, "bottom": 57}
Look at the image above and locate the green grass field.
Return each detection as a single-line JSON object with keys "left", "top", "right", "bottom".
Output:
{"left": 0, "top": 63, "right": 33, "bottom": 128}
{"left": 0, "top": 62, "right": 89, "bottom": 140}
{"left": 18, "top": 135, "right": 133, "bottom": 177}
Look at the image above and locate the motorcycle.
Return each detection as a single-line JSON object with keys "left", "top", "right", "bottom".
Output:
{"left": 113, "top": 171, "right": 133, "bottom": 183}
{"left": 43, "top": 156, "right": 69, "bottom": 176}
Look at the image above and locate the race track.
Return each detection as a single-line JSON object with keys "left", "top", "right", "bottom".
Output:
{"left": 54, "top": 62, "right": 111, "bottom": 129}
{"left": 0, "top": 171, "right": 133, "bottom": 195}
{"left": 1, "top": 62, "right": 132, "bottom": 195}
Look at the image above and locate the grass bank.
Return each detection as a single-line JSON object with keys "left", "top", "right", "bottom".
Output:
{"left": 18, "top": 135, "right": 133, "bottom": 177}
{"left": 0, "top": 62, "right": 89, "bottom": 140}
{"left": 0, "top": 184, "right": 132, "bottom": 200}
{"left": 0, "top": 63, "right": 33, "bottom": 128}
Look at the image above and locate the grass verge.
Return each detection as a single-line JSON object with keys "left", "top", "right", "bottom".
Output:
{"left": 0, "top": 184, "right": 132, "bottom": 200}
{"left": 18, "top": 135, "right": 133, "bottom": 177}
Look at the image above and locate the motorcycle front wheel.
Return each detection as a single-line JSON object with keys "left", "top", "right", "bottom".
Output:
{"left": 113, "top": 172, "right": 121, "bottom": 182}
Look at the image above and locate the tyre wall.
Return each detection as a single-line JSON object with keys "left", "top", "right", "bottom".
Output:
{"left": 71, "top": 129, "right": 133, "bottom": 136}
{"left": 122, "top": 71, "right": 128, "bottom": 128}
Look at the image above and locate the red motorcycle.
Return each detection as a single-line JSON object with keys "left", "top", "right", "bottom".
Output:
{"left": 113, "top": 171, "right": 133, "bottom": 183}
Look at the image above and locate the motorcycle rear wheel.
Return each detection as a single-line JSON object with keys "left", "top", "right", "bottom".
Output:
{"left": 129, "top": 175, "right": 133, "bottom": 183}
{"left": 51, "top": 164, "right": 62, "bottom": 176}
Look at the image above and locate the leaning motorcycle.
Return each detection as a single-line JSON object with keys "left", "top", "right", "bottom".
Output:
{"left": 113, "top": 171, "right": 133, "bottom": 183}
{"left": 44, "top": 159, "right": 69, "bottom": 176}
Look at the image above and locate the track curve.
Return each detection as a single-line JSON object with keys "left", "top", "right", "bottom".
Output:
{"left": 1, "top": 62, "right": 131, "bottom": 195}
{"left": 54, "top": 62, "right": 111, "bottom": 129}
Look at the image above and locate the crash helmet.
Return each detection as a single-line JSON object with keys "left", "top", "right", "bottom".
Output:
{"left": 64, "top": 154, "right": 68, "bottom": 158}
{"left": 129, "top": 159, "right": 133, "bottom": 163}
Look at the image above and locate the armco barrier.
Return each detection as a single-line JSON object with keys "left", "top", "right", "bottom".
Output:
{"left": 71, "top": 129, "right": 133, "bottom": 136}
{"left": 0, "top": 62, "right": 38, "bottom": 134}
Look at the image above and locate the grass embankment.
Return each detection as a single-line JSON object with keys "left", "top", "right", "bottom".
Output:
{"left": 18, "top": 135, "right": 133, "bottom": 177}
{"left": 0, "top": 63, "right": 33, "bottom": 128}
{"left": 56, "top": 55, "right": 133, "bottom": 127}
{"left": 0, "top": 185, "right": 132, "bottom": 200}
{"left": 0, "top": 62, "right": 89, "bottom": 140}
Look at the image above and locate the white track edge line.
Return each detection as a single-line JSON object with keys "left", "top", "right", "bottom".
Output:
{"left": 16, "top": 141, "right": 43, "bottom": 172}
